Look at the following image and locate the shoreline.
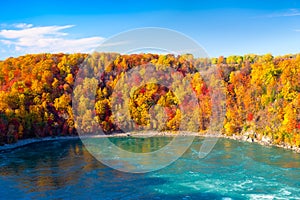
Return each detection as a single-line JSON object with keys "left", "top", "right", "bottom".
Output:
{"left": 221, "top": 134, "right": 300, "bottom": 154}
{"left": 0, "top": 131, "right": 299, "bottom": 154}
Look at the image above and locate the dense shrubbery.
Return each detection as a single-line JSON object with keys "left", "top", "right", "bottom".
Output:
{"left": 0, "top": 53, "right": 299, "bottom": 147}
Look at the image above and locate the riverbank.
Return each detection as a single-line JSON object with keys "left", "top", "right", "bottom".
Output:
{"left": 129, "top": 131, "right": 300, "bottom": 153}
{"left": 0, "top": 131, "right": 299, "bottom": 153}
{"left": 221, "top": 133, "right": 300, "bottom": 154}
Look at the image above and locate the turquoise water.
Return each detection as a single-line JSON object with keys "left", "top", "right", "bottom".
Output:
{"left": 0, "top": 137, "right": 300, "bottom": 199}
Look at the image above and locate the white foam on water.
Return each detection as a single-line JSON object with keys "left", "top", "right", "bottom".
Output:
{"left": 233, "top": 179, "right": 253, "bottom": 190}
{"left": 279, "top": 188, "right": 291, "bottom": 196}
{"left": 247, "top": 194, "right": 276, "bottom": 200}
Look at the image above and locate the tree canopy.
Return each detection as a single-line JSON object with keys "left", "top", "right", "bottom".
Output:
{"left": 0, "top": 53, "right": 299, "bottom": 148}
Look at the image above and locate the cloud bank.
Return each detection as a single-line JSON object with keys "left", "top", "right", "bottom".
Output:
{"left": 0, "top": 23, "right": 104, "bottom": 56}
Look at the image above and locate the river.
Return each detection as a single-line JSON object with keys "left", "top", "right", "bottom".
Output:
{"left": 0, "top": 137, "right": 299, "bottom": 199}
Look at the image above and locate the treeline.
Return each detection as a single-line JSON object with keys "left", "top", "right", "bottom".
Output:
{"left": 0, "top": 53, "right": 86, "bottom": 144}
{"left": 0, "top": 53, "right": 299, "bottom": 147}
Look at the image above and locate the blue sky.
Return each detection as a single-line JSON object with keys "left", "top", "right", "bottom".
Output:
{"left": 0, "top": 0, "right": 300, "bottom": 59}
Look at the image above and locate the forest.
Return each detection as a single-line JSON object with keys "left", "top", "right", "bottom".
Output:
{"left": 0, "top": 52, "right": 299, "bottom": 148}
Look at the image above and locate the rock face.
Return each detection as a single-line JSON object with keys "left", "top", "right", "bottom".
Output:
{"left": 241, "top": 130, "right": 255, "bottom": 143}
{"left": 261, "top": 136, "right": 272, "bottom": 145}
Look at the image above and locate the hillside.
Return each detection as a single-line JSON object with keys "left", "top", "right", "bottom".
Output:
{"left": 0, "top": 53, "right": 299, "bottom": 148}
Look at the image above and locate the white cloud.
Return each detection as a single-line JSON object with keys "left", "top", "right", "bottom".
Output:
{"left": 13, "top": 23, "right": 33, "bottom": 29}
{"left": 266, "top": 9, "right": 300, "bottom": 18}
{"left": 0, "top": 39, "right": 13, "bottom": 45}
{"left": 0, "top": 23, "right": 104, "bottom": 56}
{"left": 0, "top": 25, "right": 72, "bottom": 39}
{"left": 252, "top": 9, "right": 300, "bottom": 19}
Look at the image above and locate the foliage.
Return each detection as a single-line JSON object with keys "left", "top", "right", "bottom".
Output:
{"left": 0, "top": 52, "right": 299, "bottom": 148}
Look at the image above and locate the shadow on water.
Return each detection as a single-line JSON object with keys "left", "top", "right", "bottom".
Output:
{"left": 0, "top": 139, "right": 170, "bottom": 199}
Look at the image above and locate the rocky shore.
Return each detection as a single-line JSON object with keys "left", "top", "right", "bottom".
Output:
{"left": 221, "top": 132, "right": 300, "bottom": 154}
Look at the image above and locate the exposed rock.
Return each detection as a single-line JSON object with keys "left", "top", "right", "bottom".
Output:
{"left": 246, "top": 137, "right": 254, "bottom": 143}
{"left": 261, "top": 136, "right": 272, "bottom": 145}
